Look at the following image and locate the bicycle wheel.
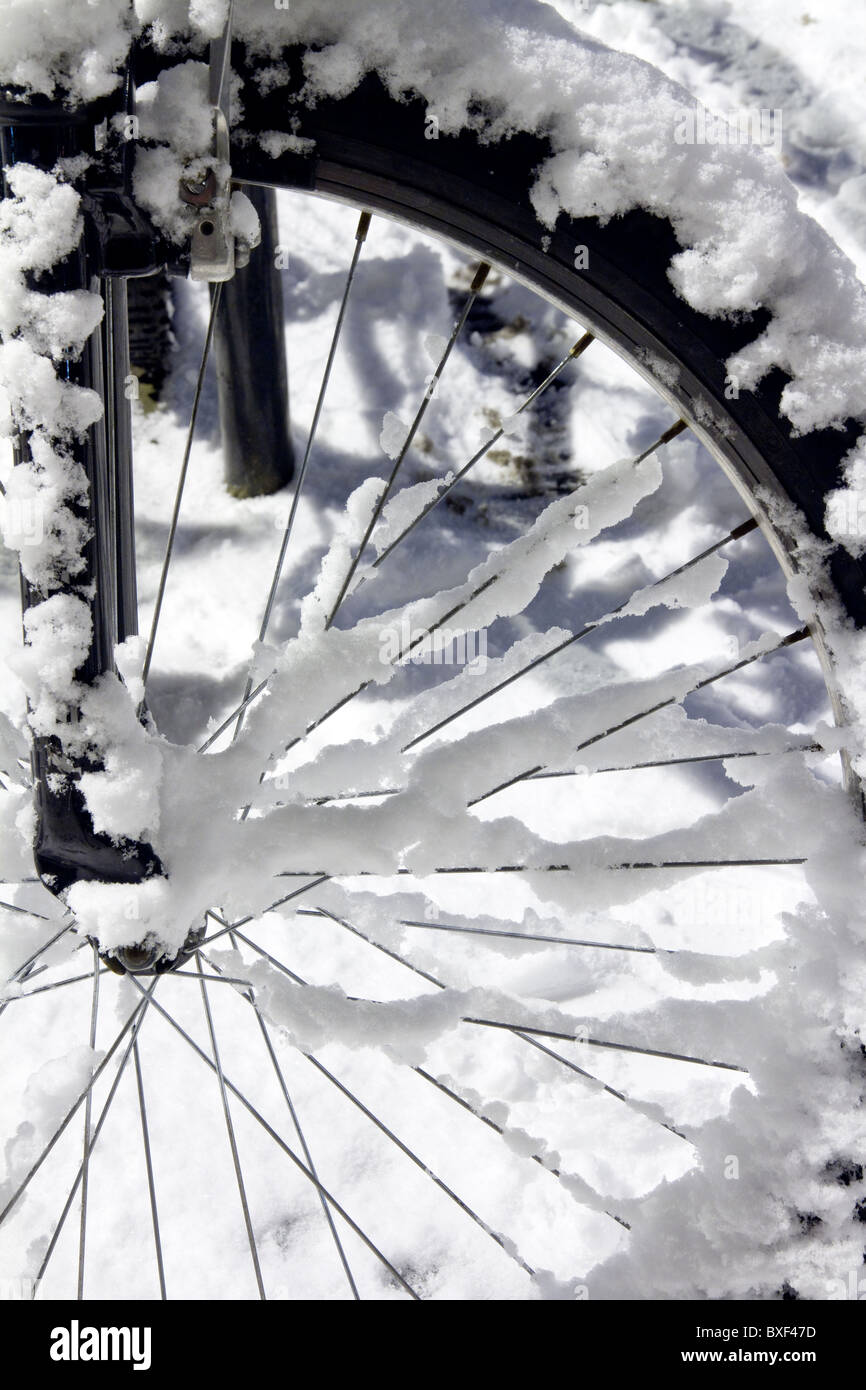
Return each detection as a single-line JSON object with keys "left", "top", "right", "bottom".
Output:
{"left": 1, "top": 9, "right": 865, "bottom": 1302}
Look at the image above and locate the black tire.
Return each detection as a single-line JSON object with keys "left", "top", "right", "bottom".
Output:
{"left": 231, "top": 51, "right": 866, "bottom": 635}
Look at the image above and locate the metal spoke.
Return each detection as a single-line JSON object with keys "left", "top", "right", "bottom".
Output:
{"left": 140, "top": 281, "right": 224, "bottom": 699}
{"left": 228, "top": 927, "right": 305, "bottom": 985}
{"left": 403, "top": 517, "right": 758, "bottom": 752}
{"left": 249, "top": 991, "right": 361, "bottom": 1299}
{"left": 311, "top": 787, "right": 403, "bottom": 805}
{"left": 390, "top": 916, "right": 658, "bottom": 954}
{"left": 204, "top": 940, "right": 360, "bottom": 1298}
{"left": 124, "top": 973, "right": 420, "bottom": 1298}
{"left": 528, "top": 741, "right": 824, "bottom": 779}
{"left": 371, "top": 334, "right": 595, "bottom": 572}
{"left": 77, "top": 942, "right": 100, "bottom": 1300}
{"left": 199, "top": 673, "right": 272, "bottom": 752}
{"left": 305, "top": 736, "right": 823, "bottom": 803}
{"left": 4, "top": 922, "right": 74, "bottom": 986}
{"left": 199, "top": 875, "right": 330, "bottom": 947}
{"left": 0, "top": 898, "right": 55, "bottom": 921}
{"left": 324, "top": 262, "right": 493, "bottom": 629}
{"left": 133, "top": 1039, "right": 166, "bottom": 1299}
{"left": 305, "top": 904, "right": 443, "bottom": 988}
{"left": 301, "top": 1046, "right": 535, "bottom": 1277}
{"left": 242, "top": 907, "right": 689, "bottom": 1158}
{"left": 467, "top": 625, "right": 810, "bottom": 806}
{"left": 170, "top": 969, "right": 257, "bottom": 986}
{"left": 465, "top": 1016, "right": 747, "bottom": 1072}
{"left": 272, "top": 858, "right": 807, "bottom": 878}
{"left": 221, "top": 927, "right": 572, "bottom": 1267}
{"left": 0, "top": 989, "right": 152, "bottom": 1228}
{"left": 300, "top": 911, "right": 695, "bottom": 1139}
{"left": 508, "top": 1026, "right": 685, "bottom": 1140}
{"left": 1, "top": 968, "right": 109, "bottom": 1003}
{"left": 32, "top": 981, "right": 158, "bottom": 1294}
{"left": 231, "top": 211, "right": 372, "bottom": 741}
{"left": 411, "top": 1064, "right": 629, "bottom": 1227}
{"left": 195, "top": 952, "right": 266, "bottom": 1300}
{"left": 197, "top": 415, "right": 684, "bottom": 768}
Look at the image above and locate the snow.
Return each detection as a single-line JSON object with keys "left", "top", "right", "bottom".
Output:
{"left": 378, "top": 410, "right": 406, "bottom": 461}
{"left": 233, "top": 0, "right": 866, "bottom": 448}
{"left": 0, "top": 0, "right": 865, "bottom": 1304}
{"left": 11, "top": 593, "right": 92, "bottom": 738}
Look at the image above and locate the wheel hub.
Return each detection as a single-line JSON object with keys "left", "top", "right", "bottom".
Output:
{"left": 105, "top": 923, "right": 206, "bottom": 976}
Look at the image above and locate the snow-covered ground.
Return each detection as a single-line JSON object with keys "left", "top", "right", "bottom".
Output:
{"left": 1, "top": 0, "right": 865, "bottom": 1301}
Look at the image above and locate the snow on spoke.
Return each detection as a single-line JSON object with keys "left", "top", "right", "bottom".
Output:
{"left": 412, "top": 1064, "right": 632, "bottom": 1228}
{"left": 232, "top": 212, "right": 373, "bottom": 742}
{"left": 228, "top": 928, "right": 305, "bottom": 985}
{"left": 198, "top": 437, "right": 666, "bottom": 776}
{"left": 199, "top": 875, "right": 331, "bottom": 948}
{"left": 324, "top": 262, "right": 493, "bottom": 630}
{"left": 278, "top": 912, "right": 661, "bottom": 1214}
{"left": 194, "top": 953, "right": 266, "bottom": 1300}
{"left": 124, "top": 974, "right": 421, "bottom": 1299}
{"left": 298, "top": 738, "right": 825, "bottom": 807}
{"left": 272, "top": 861, "right": 806, "bottom": 878}
{"left": 268, "top": 420, "right": 679, "bottom": 772}
{"left": 133, "top": 1040, "right": 166, "bottom": 1300}
{"left": 529, "top": 742, "right": 824, "bottom": 779}
{"left": 77, "top": 942, "right": 100, "bottom": 1300}
{"left": 264, "top": 903, "right": 692, "bottom": 1159}
{"left": 300, "top": 1046, "right": 536, "bottom": 1279}
{"left": 370, "top": 334, "right": 597, "bottom": 573}
{"left": 402, "top": 516, "right": 757, "bottom": 753}
{"left": 466, "top": 627, "right": 810, "bottom": 807}
{"left": 306, "top": 904, "right": 443, "bottom": 988}
{"left": 228, "top": 924, "right": 632, "bottom": 1225}
{"left": 510, "top": 1028, "right": 688, "bottom": 1141}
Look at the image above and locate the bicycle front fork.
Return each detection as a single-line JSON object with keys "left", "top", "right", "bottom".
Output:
{"left": 0, "top": 95, "right": 161, "bottom": 890}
